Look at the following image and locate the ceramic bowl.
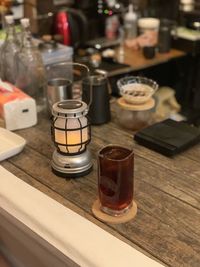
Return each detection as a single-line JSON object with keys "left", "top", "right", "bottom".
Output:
{"left": 117, "top": 76, "right": 158, "bottom": 105}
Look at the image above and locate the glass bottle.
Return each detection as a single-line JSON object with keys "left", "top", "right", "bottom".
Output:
{"left": 15, "top": 18, "right": 46, "bottom": 112}
{"left": 124, "top": 4, "right": 138, "bottom": 40}
{"left": 0, "top": 15, "right": 19, "bottom": 84}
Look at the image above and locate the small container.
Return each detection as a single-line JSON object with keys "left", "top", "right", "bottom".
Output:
{"left": 117, "top": 97, "right": 155, "bottom": 131}
{"left": 158, "top": 19, "right": 176, "bottom": 53}
{"left": 82, "top": 75, "right": 111, "bottom": 125}
{"left": 143, "top": 46, "right": 156, "bottom": 59}
{"left": 137, "top": 18, "right": 160, "bottom": 34}
{"left": 46, "top": 78, "right": 72, "bottom": 113}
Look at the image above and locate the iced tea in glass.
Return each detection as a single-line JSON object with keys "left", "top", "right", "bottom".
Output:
{"left": 98, "top": 145, "right": 134, "bottom": 216}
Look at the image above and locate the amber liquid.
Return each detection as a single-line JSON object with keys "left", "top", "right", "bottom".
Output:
{"left": 98, "top": 146, "right": 134, "bottom": 213}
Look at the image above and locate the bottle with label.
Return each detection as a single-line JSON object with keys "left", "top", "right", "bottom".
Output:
{"left": 15, "top": 18, "right": 46, "bottom": 112}
{"left": 0, "top": 15, "right": 19, "bottom": 84}
{"left": 124, "top": 4, "right": 138, "bottom": 40}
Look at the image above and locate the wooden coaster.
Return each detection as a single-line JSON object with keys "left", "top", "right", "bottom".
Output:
{"left": 117, "top": 97, "right": 155, "bottom": 111}
{"left": 92, "top": 200, "right": 137, "bottom": 224}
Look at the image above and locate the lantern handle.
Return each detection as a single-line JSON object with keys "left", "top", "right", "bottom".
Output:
{"left": 72, "top": 62, "right": 93, "bottom": 109}
{"left": 53, "top": 62, "right": 93, "bottom": 110}
{"left": 46, "top": 61, "right": 92, "bottom": 110}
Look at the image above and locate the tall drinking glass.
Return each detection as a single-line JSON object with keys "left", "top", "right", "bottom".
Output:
{"left": 98, "top": 145, "right": 134, "bottom": 216}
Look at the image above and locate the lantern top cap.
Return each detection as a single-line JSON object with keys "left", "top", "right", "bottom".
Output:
{"left": 52, "top": 100, "right": 88, "bottom": 118}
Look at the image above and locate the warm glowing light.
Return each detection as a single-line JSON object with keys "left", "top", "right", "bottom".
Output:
{"left": 54, "top": 117, "right": 89, "bottom": 154}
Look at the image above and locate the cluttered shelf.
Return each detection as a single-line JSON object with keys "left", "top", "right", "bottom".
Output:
{"left": 0, "top": 1, "right": 200, "bottom": 265}
{"left": 119, "top": 47, "right": 186, "bottom": 71}
{"left": 1, "top": 97, "right": 200, "bottom": 266}
{"left": 108, "top": 47, "right": 186, "bottom": 77}
{"left": 76, "top": 46, "right": 186, "bottom": 78}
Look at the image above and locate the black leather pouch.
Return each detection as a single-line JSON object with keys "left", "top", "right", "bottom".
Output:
{"left": 134, "top": 119, "right": 200, "bottom": 156}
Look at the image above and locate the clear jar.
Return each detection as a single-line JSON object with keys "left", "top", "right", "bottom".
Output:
{"left": 15, "top": 18, "right": 46, "bottom": 112}
{"left": 0, "top": 15, "right": 19, "bottom": 83}
{"left": 117, "top": 97, "right": 155, "bottom": 131}
{"left": 124, "top": 4, "right": 138, "bottom": 40}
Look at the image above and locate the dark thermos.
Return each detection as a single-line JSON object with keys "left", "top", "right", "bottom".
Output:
{"left": 158, "top": 26, "right": 171, "bottom": 53}
{"left": 82, "top": 75, "right": 111, "bottom": 125}
{"left": 158, "top": 19, "right": 175, "bottom": 53}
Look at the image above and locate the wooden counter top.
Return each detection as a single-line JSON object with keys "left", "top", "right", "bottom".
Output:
{"left": 1, "top": 99, "right": 200, "bottom": 266}
{"left": 108, "top": 47, "right": 186, "bottom": 77}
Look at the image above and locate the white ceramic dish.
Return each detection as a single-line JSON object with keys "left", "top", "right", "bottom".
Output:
{"left": 0, "top": 128, "right": 26, "bottom": 161}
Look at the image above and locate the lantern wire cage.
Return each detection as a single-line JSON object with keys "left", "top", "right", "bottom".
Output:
{"left": 51, "top": 115, "right": 91, "bottom": 156}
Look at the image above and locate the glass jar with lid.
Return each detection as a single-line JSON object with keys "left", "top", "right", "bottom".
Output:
{"left": 116, "top": 76, "right": 158, "bottom": 131}
{"left": 117, "top": 97, "right": 155, "bottom": 131}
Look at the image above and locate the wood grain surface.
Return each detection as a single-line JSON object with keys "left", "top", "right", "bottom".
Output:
{"left": 0, "top": 253, "right": 11, "bottom": 267}
{"left": 2, "top": 100, "right": 200, "bottom": 267}
{"left": 108, "top": 48, "right": 186, "bottom": 77}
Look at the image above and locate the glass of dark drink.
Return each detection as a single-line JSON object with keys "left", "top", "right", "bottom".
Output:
{"left": 98, "top": 145, "right": 134, "bottom": 216}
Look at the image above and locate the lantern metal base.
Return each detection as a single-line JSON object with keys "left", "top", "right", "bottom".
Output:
{"left": 51, "top": 149, "right": 93, "bottom": 178}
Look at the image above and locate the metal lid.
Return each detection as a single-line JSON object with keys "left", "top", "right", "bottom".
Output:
{"left": 52, "top": 100, "right": 88, "bottom": 118}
